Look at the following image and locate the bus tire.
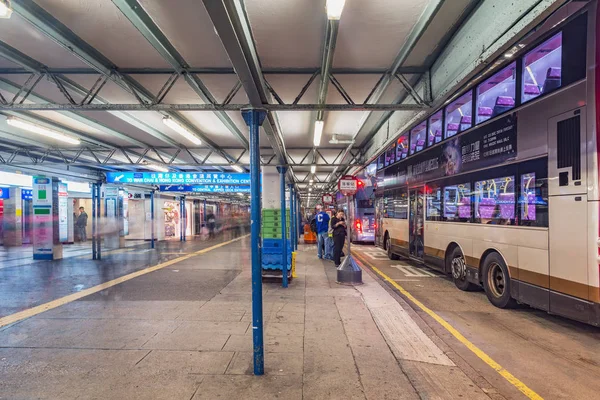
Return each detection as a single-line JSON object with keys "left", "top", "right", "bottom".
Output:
{"left": 386, "top": 236, "right": 399, "bottom": 260}
{"left": 448, "top": 247, "right": 478, "bottom": 291}
{"left": 482, "top": 252, "right": 517, "bottom": 309}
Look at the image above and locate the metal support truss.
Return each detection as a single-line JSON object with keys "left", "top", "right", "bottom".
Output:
{"left": 111, "top": 0, "right": 249, "bottom": 149}
{"left": 10, "top": 0, "right": 238, "bottom": 168}
{"left": 0, "top": 145, "right": 362, "bottom": 170}
{"left": 0, "top": 103, "right": 429, "bottom": 111}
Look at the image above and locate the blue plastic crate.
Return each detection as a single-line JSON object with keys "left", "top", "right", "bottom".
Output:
{"left": 261, "top": 253, "right": 292, "bottom": 265}
{"left": 262, "top": 238, "right": 292, "bottom": 249}
{"left": 262, "top": 263, "right": 292, "bottom": 271}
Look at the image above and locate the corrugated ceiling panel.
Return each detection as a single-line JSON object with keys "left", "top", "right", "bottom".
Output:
{"left": 245, "top": 0, "right": 324, "bottom": 68}
{"left": 35, "top": 0, "right": 169, "bottom": 68}
{"left": 139, "top": 0, "right": 232, "bottom": 67}
{"left": 334, "top": 0, "right": 429, "bottom": 68}
{"left": 0, "top": 13, "right": 88, "bottom": 68}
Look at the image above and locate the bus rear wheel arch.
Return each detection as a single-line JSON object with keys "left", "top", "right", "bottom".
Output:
{"left": 446, "top": 244, "right": 478, "bottom": 291}
{"left": 481, "top": 251, "right": 517, "bottom": 309}
{"left": 384, "top": 232, "right": 399, "bottom": 260}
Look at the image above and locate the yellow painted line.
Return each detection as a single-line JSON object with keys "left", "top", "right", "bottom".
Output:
{"left": 353, "top": 252, "right": 543, "bottom": 400}
{"left": 0, "top": 235, "right": 249, "bottom": 329}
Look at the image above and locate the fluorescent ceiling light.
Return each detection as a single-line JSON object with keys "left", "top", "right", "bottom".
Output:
{"left": 313, "top": 120, "right": 324, "bottom": 147}
{"left": 309, "top": 179, "right": 314, "bottom": 184}
{"left": 309, "top": 187, "right": 312, "bottom": 192}
{"left": 231, "top": 165, "right": 244, "bottom": 173}
{"left": 143, "top": 163, "right": 169, "bottom": 173}
{"left": 162, "top": 116, "right": 202, "bottom": 145}
{"left": 7, "top": 117, "right": 80, "bottom": 145}
{"left": 0, "top": 1, "right": 12, "bottom": 18}
{"left": 311, "top": 165, "right": 316, "bottom": 174}
{"left": 326, "top": 0, "right": 345, "bottom": 20}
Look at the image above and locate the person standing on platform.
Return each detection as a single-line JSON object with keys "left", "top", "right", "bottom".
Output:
{"left": 330, "top": 210, "right": 347, "bottom": 267}
{"left": 76, "top": 207, "right": 88, "bottom": 242}
{"left": 315, "top": 205, "right": 330, "bottom": 259}
{"left": 206, "top": 211, "right": 216, "bottom": 239}
{"left": 324, "top": 211, "right": 334, "bottom": 261}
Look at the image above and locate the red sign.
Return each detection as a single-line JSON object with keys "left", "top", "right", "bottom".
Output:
{"left": 338, "top": 175, "right": 358, "bottom": 196}
{"left": 322, "top": 193, "right": 333, "bottom": 204}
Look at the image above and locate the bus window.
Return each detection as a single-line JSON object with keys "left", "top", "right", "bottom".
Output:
{"left": 477, "top": 62, "right": 516, "bottom": 124}
{"left": 425, "top": 183, "right": 443, "bottom": 221}
{"left": 428, "top": 110, "right": 443, "bottom": 147}
{"left": 383, "top": 191, "right": 393, "bottom": 218}
{"left": 444, "top": 183, "right": 472, "bottom": 222}
{"left": 394, "top": 188, "right": 408, "bottom": 219}
{"left": 445, "top": 91, "right": 472, "bottom": 138}
{"left": 522, "top": 32, "right": 562, "bottom": 103}
{"left": 396, "top": 133, "right": 409, "bottom": 161}
{"left": 377, "top": 154, "right": 384, "bottom": 170}
{"left": 474, "top": 176, "right": 515, "bottom": 225}
{"left": 410, "top": 121, "right": 427, "bottom": 155}
{"left": 384, "top": 143, "right": 395, "bottom": 167}
{"left": 519, "top": 172, "right": 548, "bottom": 227}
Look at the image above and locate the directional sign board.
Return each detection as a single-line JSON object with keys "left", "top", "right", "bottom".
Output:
{"left": 159, "top": 185, "right": 251, "bottom": 194}
{"left": 106, "top": 172, "right": 250, "bottom": 185}
{"left": 338, "top": 175, "right": 358, "bottom": 196}
{"left": 322, "top": 193, "right": 333, "bottom": 204}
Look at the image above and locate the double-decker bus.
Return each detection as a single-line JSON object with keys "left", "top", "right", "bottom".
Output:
{"left": 374, "top": 1, "right": 599, "bottom": 326}
{"left": 346, "top": 163, "right": 377, "bottom": 243}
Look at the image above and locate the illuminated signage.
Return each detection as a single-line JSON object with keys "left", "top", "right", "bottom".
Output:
{"left": 106, "top": 172, "right": 250, "bottom": 185}
{"left": 159, "top": 185, "right": 251, "bottom": 194}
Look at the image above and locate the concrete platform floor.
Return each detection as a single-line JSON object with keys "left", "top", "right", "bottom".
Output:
{"left": 0, "top": 236, "right": 495, "bottom": 400}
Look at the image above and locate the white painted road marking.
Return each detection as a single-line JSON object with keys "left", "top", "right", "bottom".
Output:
{"left": 392, "top": 264, "right": 439, "bottom": 278}
{"left": 360, "top": 249, "right": 389, "bottom": 260}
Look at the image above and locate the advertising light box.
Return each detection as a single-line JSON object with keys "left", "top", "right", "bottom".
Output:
{"left": 107, "top": 172, "right": 251, "bottom": 185}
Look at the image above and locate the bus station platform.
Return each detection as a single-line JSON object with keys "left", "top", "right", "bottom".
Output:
{"left": 0, "top": 235, "right": 493, "bottom": 400}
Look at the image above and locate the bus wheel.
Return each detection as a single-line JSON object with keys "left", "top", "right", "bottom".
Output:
{"left": 482, "top": 253, "right": 517, "bottom": 308}
{"left": 386, "top": 236, "right": 399, "bottom": 260}
{"left": 449, "top": 247, "right": 478, "bottom": 291}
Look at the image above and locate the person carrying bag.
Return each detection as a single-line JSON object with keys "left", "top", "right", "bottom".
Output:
{"left": 330, "top": 210, "right": 347, "bottom": 267}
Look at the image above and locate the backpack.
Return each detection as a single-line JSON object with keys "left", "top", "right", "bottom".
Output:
{"left": 310, "top": 218, "right": 317, "bottom": 233}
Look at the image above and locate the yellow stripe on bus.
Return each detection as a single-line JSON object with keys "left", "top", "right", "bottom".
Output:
{"left": 353, "top": 252, "right": 544, "bottom": 400}
{"left": 0, "top": 235, "right": 249, "bottom": 329}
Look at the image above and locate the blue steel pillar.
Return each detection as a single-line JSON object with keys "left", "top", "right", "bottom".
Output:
{"left": 288, "top": 184, "right": 295, "bottom": 252}
{"left": 96, "top": 182, "right": 102, "bottom": 260}
{"left": 150, "top": 190, "right": 155, "bottom": 249}
{"left": 277, "top": 166, "right": 288, "bottom": 288}
{"left": 203, "top": 199, "right": 207, "bottom": 228}
{"left": 180, "top": 197, "right": 184, "bottom": 242}
{"left": 92, "top": 183, "right": 97, "bottom": 260}
{"left": 242, "top": 108, "right": 267, "bottom": 376}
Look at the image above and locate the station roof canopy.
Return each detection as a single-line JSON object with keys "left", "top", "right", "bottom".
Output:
{"left": 0, "top": 0, "right": 568, "bottom": 200}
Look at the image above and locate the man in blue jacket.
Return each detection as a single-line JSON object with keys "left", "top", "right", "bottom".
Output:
{"left": 315, "top": 205, "right": 330, "bottom": 259}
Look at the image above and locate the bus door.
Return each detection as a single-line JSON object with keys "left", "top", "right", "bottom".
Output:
{"left": 547, "top": 108, "right": 589, "bottom": 317}
{"left": 374, "top": 195, "right": 384, "bottom": 247}
{"left": 409, "top": 187, "right": 425, "bottom": 259}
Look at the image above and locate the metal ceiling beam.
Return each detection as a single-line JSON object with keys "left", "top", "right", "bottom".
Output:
{"left": 0, "top": 67, "right": 428, "bottom": 75}
{"left": 0, "top": 103, "right": 429, "bottom": 111}
{"left": 10, "top": 0, "right": 237, "bottom": 168}
{"left": 0, "top": 110, "right": 172, "bottom": 168}
{"left": 0, "top": 37, "right": 182, "bottom": 146}
{"left": 111, "top": 0, "right": 249, "bottom": 149}
{"left": 0, "top": 138, "right": 129, "bottom": 172}
{"left": 316, "top": 19, "right": 339, "bottom": 121}
{"left": 202, "top": 0, "right": 290, "bottom": 175}
{"left": 0, "top": 76, "right": 153, "bottom": 149}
